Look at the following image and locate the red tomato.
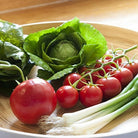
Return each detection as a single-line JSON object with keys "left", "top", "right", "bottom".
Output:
{"left": 95, "top": 60, "right": 112, "bottom": 76}
{"left": 10, "top": 78, "right": 57, "bottom": 124}
{"left": 63, "top": 73, "right": 87, "bottom": 89}
{"left": 78, "top": 67, "right": 100, "bottom": 83}
{"left": 124, "top": 60, "right": 138, "bottom": 77}
{"left": 96, "top": 77, "right": 121, "bottom": 100}
{"left": 95, "top": 55, "right": 122, "bottom": 76}
{"left": 78, "top": 67, "right": 89, "bottom": 74}
{"left": 91, "top": 71, "right": 100, "bottom": 83}
{"left": 105, "top": 55, "right": 122, "bottom": 67}
{"left": 79, "top": 85, "right": 103, "bottom": 107}
{"left": 56, "top": 85, "right": 79, "bottom": 108}
{"left": 111, "top": 68, "right": 133, "bottom": 87}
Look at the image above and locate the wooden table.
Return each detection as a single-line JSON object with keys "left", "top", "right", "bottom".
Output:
{"left": 0, "top": 0, "right": 138, "bottom": 32}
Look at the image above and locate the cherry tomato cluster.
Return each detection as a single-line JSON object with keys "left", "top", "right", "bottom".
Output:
{"left": 56, "top": 49, "right": 138, "bottom": 109}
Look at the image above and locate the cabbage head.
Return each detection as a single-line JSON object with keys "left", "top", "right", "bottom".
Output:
{"left": 23, "top": 18, "right": 107, "bottom": 80}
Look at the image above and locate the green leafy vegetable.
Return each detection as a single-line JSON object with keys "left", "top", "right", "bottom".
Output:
{"left": 0, "top": 60, "right": 25, "bottom": 81}
{"left": 0, "top": 20, "right": 24, "bottom": 48}
{"left": 0, "top": 41, "right": 28, "bottom": 68}
{"left": 0, "top": 20, "right": 33, "bottom": 96}
{"left": 24, "top": 17, "right": 107, "bottom": 80}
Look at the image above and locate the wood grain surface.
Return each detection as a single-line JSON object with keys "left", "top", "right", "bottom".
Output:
{"left": 0, "top": 0, "right": 138, "bottom": 31}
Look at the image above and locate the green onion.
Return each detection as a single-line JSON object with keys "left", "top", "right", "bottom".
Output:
{"left": 71, "top": 97, "right": 138, "bottom": 135}
{"left": 62, "top": 75, "right": 138, "bottom": 125}
{"left": 45, "top": 75, "right": 138, "bottom": 135}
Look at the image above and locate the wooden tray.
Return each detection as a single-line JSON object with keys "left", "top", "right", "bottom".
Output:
{"left": 0, "top": 21, "right": 138, "bottom": 138}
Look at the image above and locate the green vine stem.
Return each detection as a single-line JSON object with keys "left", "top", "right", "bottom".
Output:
{"left": 74, "top": 45, "right": 137, "bottom": 88}
{"left": 113, "top": 45, "right": 137, "bottom": 60}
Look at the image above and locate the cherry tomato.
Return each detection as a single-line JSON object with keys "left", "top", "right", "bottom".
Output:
{"left": 105, "top": 49, "right": 122, "bottom": 65}
{"left": 95, "top": 55, "right": 122, "bottom": 76}
{"left": 95, "top": 60, "right": 112, "bottom": 76}
{"left": 78, "top": 67, "right": 100, "bottom": 83}
{"left": 105, "top": 55, "right": 122, "bottom": 67}
{"left": 124, "top": 60, "right": 138, "bottom": 77}
{"left": 63, "top": 73, "right": 87, "bottom": 89}
{"left": 111, "top": 68, "right": 133, "bottom": 87}
{"left": 10, "top": 78, "right": 57, "bottom": 124}
{"left": 78, "top": 66, "right": 89, "bottom": 75}
{"left": 56, "top": 85, "right": 79, "bottom": 108}
{"left": 90, "top": 71, "right": 100, "bottom": 83}
{"left": 79, "top": 85, "right": 103, "bottom": 107}
{"left": 96, "top": 77, "right": 121, "bottom": 100}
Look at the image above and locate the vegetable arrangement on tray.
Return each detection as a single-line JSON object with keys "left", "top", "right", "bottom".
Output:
{"left": 0, "top": 18, "right": 138, "bottom": 135}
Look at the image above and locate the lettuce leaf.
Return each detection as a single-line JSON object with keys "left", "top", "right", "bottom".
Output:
{"left": 24, "top": 18, "right": 107, "bottom": 80}
{"left": 79, "top": 23, "right": 107, "bottom": 65}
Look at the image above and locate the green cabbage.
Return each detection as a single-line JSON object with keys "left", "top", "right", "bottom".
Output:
{"left": 23, "top": 18, "right": 107, "bottom": 80}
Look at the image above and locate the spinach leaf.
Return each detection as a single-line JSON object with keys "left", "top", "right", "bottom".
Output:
{"left": 0, "top": 81, "right": 17, "bottom": 96}
{"left": 0, "top": 40, "right": 28, "bottom": 68}
{"left": 0, "top": 19, "right": 24, "bottom": 48}
{"left": 0, "top": 20, "right": 33, "bottom": 95}
{"left": 0, "top": 60, "right": 24, "bottom": 81}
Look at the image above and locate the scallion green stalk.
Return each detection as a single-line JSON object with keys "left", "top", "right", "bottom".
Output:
{"left": 74, "top": 95, "right": 133, "bottom": 124}
{"left": 62, "top": 77, "right": 138, "bottom": 125}
{"left": 44, "top": 75, "right": 138, "bottom": 135}
{"left": 71, "top": 97, "right": 138, "bottom": 135}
